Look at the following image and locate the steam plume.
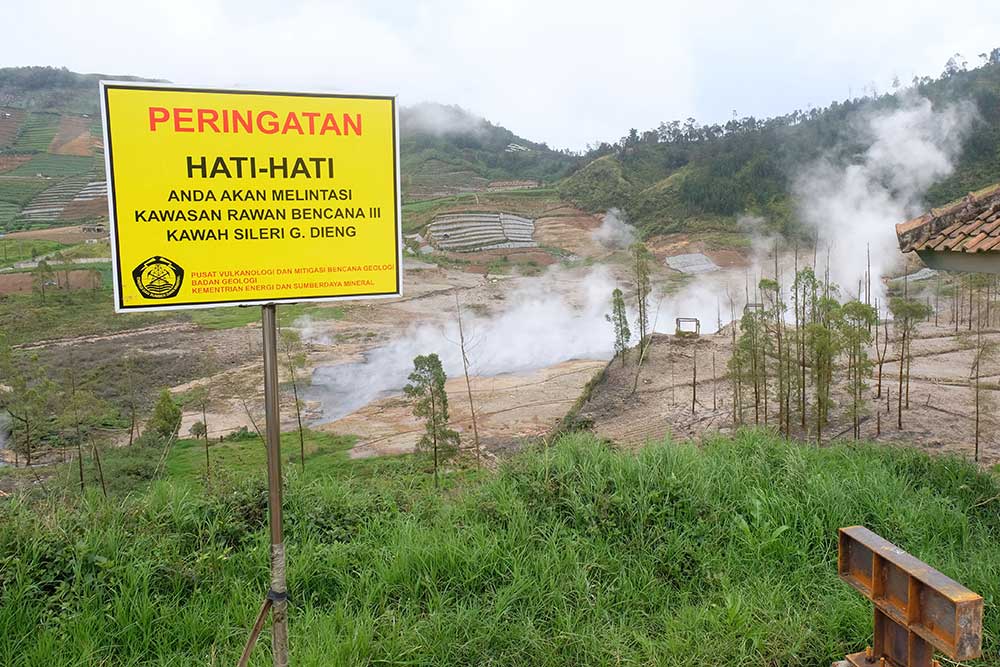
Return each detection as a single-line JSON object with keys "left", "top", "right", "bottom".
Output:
{"left": 794, "top": 96, "right": 976, "bottom": 300}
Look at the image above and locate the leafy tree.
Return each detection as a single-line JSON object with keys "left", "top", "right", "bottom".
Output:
{"left": 146, "top": 390, "right": 181, "bottom": 442}
{"left": 404, "top": 354, "right": 459, "bottom": 488}
{"left": 630, "top": 243, "right": 653, "bottom": 342}
{"left": 0, "top": 342, "right": 56, "bottom": 468}
{"left": 806, "top": 291, "right": 843, "bottom": 444}
{"left": 606, "top": 288, "right": 631, "bottom": 365}
{"left": 840, "top": 300, "right": 877, "bottom": 439}
{"left": 189, "top": 421, "right": 206, "bottom": 438}
{"left": 889, "top": 297, "right": 932, "bottom": 430}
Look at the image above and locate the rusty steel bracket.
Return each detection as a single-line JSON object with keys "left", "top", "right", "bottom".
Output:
{"left": 835, "top": 526, "right": 983, "bottom": 667}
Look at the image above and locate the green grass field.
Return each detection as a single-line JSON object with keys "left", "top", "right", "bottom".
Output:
{"left": 6, "top": 153, "right": 94, "bottom": 177}
{"left": 188, "top": 302, "right": 346, "bottom": 330}
{"left": 2, "top": 430, "right": 997, "bottom": 666}
{"left": 0, "top": 263, "right": 173, "bottom": 345}
{"left": 0, "top": 238, "right": 65, "bottom": 267}
{"left": 0, "top": 200, "right": 20, "bottom": 228}
{"left": 11, "top": 112, "right": 60, "bottom": 152}
{"left": 0, "top": 177, "right": 51, "bottom": 205}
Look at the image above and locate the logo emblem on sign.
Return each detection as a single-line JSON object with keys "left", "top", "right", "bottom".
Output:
{"left": 132, "top": 256, "right": 184, "bottom": 299}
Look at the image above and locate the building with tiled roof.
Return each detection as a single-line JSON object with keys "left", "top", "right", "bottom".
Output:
{"left": 896, "top": 184, "right": 1000, "bottom": 273}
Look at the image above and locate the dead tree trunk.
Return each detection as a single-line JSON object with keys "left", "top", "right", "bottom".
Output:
{"left": 691, "top": 346, "right": 697, "bottom": 415}
{"left": 456, "top": 296, "right": 481, "bottom": 468}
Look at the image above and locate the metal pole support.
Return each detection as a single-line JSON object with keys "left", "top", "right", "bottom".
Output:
{"left": 262, "top": 304, "right": 289, "bottom": 666}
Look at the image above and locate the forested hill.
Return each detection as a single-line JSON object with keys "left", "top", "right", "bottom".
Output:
{"left": 558, "top": 52, "right": 1000, "bottom": 240}
{"left": 0, "top": 67, "right": 159, "bottom": 115}
{"left": 398, "top": 103, "right": 578, "bottom": 199}
{"left": 0, "top": 67, "right": 578, "bottom": 202}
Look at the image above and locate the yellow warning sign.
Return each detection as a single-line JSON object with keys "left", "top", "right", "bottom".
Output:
{"left": 100, "top": 82, "right": 401, "bottom": 311}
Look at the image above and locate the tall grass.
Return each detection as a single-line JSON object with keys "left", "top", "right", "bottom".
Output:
{"left": 1, "top": 430, "right": 997, "bottom": 666}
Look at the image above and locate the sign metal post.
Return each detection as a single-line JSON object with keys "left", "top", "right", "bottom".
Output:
{"left": 261, "top": 303, "right": 288, "bottom": 666}
{"left": 100, "top": 82, "right": 402, "bottom": 665}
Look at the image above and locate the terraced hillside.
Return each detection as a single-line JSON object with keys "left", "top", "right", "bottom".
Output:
{"left": 0, "top": 96, "right": 106, "bottom": 231}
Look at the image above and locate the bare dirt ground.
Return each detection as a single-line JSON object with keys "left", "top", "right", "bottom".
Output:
{"left": 4, "top": 224, "right": 107, "bottom": 244}
{"left": 322, "top": 359, "right": 606, "bottom": 460}
{"left": 178, "top": 209, "right": 619, "bottom": 459}
{"left": 580, "top": 321, "right": 1000, "bottom": 467}
{"left": 647, "top": 232, "right": 747, "bottom": 270}
{"left": 0, "top": 268, "right": 99, "bottom": 295}
{"left": 61, "top": 197, "right": 108, "bottom": 220}
{"left": 0, "top": 155, "right": 32, "bottom": 173}
{"left": 48, "top": 116, "right": 95, "bottom": 156}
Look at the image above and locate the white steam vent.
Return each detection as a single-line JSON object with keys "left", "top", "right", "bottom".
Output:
{"left": 428, "top": 212, "right": 536, "bottom": 252}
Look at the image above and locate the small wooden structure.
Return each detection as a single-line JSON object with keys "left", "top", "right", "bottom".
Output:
{"left": 834, "top": 526, "right": 983, "bottom": 667}
{"left": 675, "top": 317, "right": 700, "bottom": 337}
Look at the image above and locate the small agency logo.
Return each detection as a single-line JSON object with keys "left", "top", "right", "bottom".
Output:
{"left": 132, "top": 256, "right": 184, "bottom": 299}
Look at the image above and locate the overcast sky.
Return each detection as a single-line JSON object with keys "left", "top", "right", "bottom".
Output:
{"left": 5, "top": 0, "right": 1000, "bottom": 150}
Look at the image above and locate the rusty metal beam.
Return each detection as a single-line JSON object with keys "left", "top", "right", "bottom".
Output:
{"left": 836, "top": 526, "right": 983, "bottom": 667}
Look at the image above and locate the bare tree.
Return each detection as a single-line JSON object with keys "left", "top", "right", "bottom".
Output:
{"left": 455, "top": 295, "right": 481, "bottom": 468}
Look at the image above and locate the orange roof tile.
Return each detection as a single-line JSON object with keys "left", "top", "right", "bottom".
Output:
{"left": 897, "top": 184, "right": 1000, "bottom": 254}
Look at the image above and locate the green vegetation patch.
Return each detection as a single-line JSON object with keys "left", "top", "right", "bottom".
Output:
{"left": 0, "top": 200, "right": 20, "bottom": 229}
{"left": 2, "top": 431, "right": 998, "bottom": 666}
{"left": 0, "top": 177, "right": 50, "bottom": 205}
{"left": 0, "top": 238, "right": 66, "bottom": 267}
{"left": 0, "top": 264, "right": 173, "bottom": 345}
{"left": 6, "top": 153, "right": 94, "bottom": 178}
{"left": 188, "top": 302, "right": 346, "bottom": 330}
{"left": 11, "top": 112, "right": 60, "bottom": 152}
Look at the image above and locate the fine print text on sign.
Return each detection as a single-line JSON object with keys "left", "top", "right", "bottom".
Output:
{"left": 101, "top": 82, "right": 401, "bottom": 311}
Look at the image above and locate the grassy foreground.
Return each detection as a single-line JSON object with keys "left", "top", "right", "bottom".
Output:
{"left": 2, "top": 430, "right": 998, "bottom": 666}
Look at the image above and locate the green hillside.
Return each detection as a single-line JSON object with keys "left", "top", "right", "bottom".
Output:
{"left": 3, "top": 430, "right": 998, "bottom": 665}
{"left": 0, "top": 66, "right": 157, "bottom": 115}
{"left": 559, "top": 52, "right": 1000, "bottom": 239}
{"left": 0, "top": 68, "right": 578, "bottom": 211}
{"left": 399, "top": 103, "right": 579, "bottom": 200}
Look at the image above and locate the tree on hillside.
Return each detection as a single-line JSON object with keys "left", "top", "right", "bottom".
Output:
{"left": 404, "top": 354, "right": 459, "bottom": 489}
{"left": 630, "top": 243, "right": 653, "bottom": 342}
{"left": 121, "top": 353, "right": 140, "bottom": 446}
{"left": 455, "top": 296, "right": 482, "bottom": 468}
{"left": 58, "top": 362, "right": 107, "bottom": 492}
{"left": 145, "top": 390, "right": 181, "bottom": 443}
{"left": 805, "top": 290, "right": 843, "bottom": 445}
{"left": 889, "top": 297, "right": 932, "bottom": 430}
{"left": 32, "top": 260, "right": 55, "bottom": 303}
{"left": 793, "top": 267, "right": 819, "bottom": 428}
{"left": 840, "top": 300, "right": 877, "bottom": 440}
{"left": 733, "top": 304, "right": 766, "bottom": 425}
{"left": 186, "top": 386, "right": 211, "bottom": 480}
{"left": 965, "top": 291, "right": 997, "bottom": 462}
{"left": 606, "top": 288, "right": 631, "bottom": 366}
{"left": 0, "top": 344, "right": 56, "bottom": 468}
{"left": 279, "top": 328, "right": 307, "bottom": 472}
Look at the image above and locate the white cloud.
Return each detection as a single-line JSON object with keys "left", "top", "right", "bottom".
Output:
{"left": 3, "top": 0, "right": 1000, "bottom": 149}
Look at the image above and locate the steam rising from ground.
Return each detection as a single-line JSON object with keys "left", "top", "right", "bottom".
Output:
{"left": 306, "top": 268, "right": 618, "bottom": 422}
{"left": 305, "top": 97, "right": 978, "bottom": 422}
{"left": 794, "top": 96, "right": 976, "bottom": 302}
{"left": 591, "top": 208, "right": 637, "bottom": 248}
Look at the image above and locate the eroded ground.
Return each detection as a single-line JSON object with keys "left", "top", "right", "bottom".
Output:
{"left": 580, "top": 321, "right": 1000, "bottom": 466}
